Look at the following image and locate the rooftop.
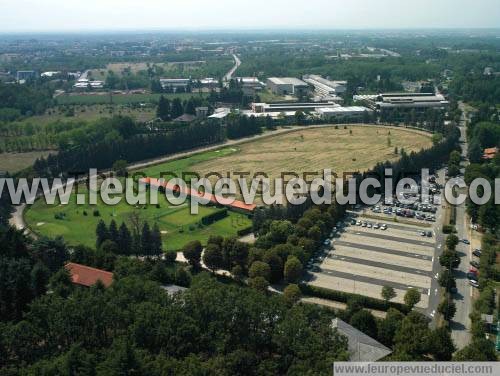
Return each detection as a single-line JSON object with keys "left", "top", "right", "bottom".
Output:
{"left": 267, "top": 77, "right": 308, "bottom": 87}
{"left": 65, "top": 262, "right": 114, "bottom": 288}
{"left": 332, "top": 318, "right": 392, "bottom": 362}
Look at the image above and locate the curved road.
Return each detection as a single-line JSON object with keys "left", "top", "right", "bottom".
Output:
{"left": 224, "top": 54, "right": 241, "bottom": 82}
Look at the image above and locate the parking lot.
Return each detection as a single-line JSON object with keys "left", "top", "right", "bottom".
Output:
{"left": 306, "top": 214, "right": 439, "bottom": 310}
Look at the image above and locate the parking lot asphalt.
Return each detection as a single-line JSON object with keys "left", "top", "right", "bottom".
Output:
{"left": 307, "top": 210, "right": 440, "bottom": 312}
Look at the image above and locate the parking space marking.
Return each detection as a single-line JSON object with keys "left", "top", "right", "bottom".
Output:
{"left": 344, "top": 229, "right": 435, "bottom": 248}
{"left": 332, "top": 247, "right": 433, "bottom": 272}
{"left": 321, "top": 259, "right": 431, "bottom": 289}
{"left": 333, "top": 240, "right": 433, "bottom": 260}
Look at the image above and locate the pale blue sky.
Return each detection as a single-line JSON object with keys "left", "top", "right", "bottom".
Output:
{"left": 1, "top": 0, "right": 499, "bottom": 32}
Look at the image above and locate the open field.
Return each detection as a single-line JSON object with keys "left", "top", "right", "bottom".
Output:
{"left": 25, "top": 185, "right": 251, "bottom": 251}
{"left": 8, "top": 105, "right": 156, "bottom": 127}
{"left": 56, "top": 92, "right": 207, "bottom": 105}
{"left": 0, "top": 151, "right": 54, "bottom": 173}
{"left": 139, "top": 125, "right": 432, "bottom": 201}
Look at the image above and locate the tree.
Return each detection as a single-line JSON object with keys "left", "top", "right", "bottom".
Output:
{"left": 117, "top": 222, "right": 132, "bottom": 256}
{"left": 248, "top": 261, "right": 271, "bottom": 282}
{"left": 404, "top": 288, "right": 421, "bottom": 310}
{"left": 141, "top": 222, "right": 152, "bottom": 257}
{"left": 109, "top": 220, "right": 119, "bottom": 244}
{"left": 350, "top": 310, "right": 378, "bottom": 339}
{"left": 439, "top": 250, "right": 460, "bottom": 269}
{"left": 171, "top": 98, "right": 184, "bottom": 119}
{"left": 429, "top": 327, "right": 455, "bottom": 361}
{"left": 112, "top": 160, "right": 128, "bottom": 177}
{"left": 175, "top": 267, "right": 191, "bottom": 287}
{"left": 284, "top": 256, "right": 303, "bottom": 283}
{"left": 203, "top": 244, "right": 224, "bottom": 272}
{"left": 31, "top": 262, "right": 50, "bottom": 297}
{"left": 182, "top": 240, "right": 202, "bottom": 269}
{"left": 283, "top": 284, "right": 301, "bottom": 305}
{"left": 381, "top": 286, "right": 396, "bottom": 303}
{"left": 438, "top": 269, "right": 456, "bottom": 292}
{"left": 31, "top": 237, "right": 69, "bottom": 273}
{"left": 150, "top": 223, "right": 163, "bottom": 258}
{"left": 248, "top": 276, "right": 269, "bottom": 293}
{"left": 445, "top": 234, "right": 459, "bottom": 251}
{"left": 96, "top": 220, "right": 109, "bottom": 249}
{"left": 49, "top": 268, "right": 74, "bottom": 298}
{"left": 453, "top": 338, "right": 497, "bottom": 361}
{"left": 438, "top": 299, "right": 457, "bottom": 321}
{"left": 393, "top": 311, "right": 431, "bottom": 360}
{"left": 377, "top": 308, "right": 404, "bottom": 347}
{"left": 156, "top": 95, "right": 170, "bottom": 121}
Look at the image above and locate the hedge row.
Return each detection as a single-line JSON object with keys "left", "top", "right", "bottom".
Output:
{"left": 236, "top": 226, "right": 253, "bottom": 237}
{"left": 201, "top": 209, "right": 228, "bottom": 226}
{"left": 299, "top": 284, "right": 409, "bottom": 314}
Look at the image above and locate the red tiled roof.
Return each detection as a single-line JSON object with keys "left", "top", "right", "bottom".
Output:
{"left": 65, "top": 262, "right": 114, "bottom": 288}
{"left": 141, "top": 177, "right": 257, "bottom": 212}
{"left": 484, "top": 147, "right": 498, "bottom": 155}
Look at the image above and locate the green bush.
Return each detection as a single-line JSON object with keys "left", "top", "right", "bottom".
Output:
{"left": 299, "top": 284, "right": 409, "bottom": 313}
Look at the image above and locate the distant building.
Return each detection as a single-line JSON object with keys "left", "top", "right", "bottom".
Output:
{"left": 173, "top": 113, "right": 197, "bottom": 123}
{"left": 73, "top": 79, "right": 104, "bottom": 90}
{"left": 41, "top": 71, "right": 60, "bottom": 78}
{"left": 16, "top": 70, "right": 37, "bottom": 82}
{"left": 332, "top": 318, "right": 392, "bottom": 362}
{"left": 252, "top": 101, "right": 339, "bottom": 114}
{"left": 161, "top": 284, "right": 188, "bottom": 297}
{"left": 483, "top": 67, "right": 495, "bottom": 76}
{"left": 199, "top": 77, "right": 218, "bottom": 89}
{"left": 354, "top": 92, "right": 449, "bottom": 112}
{"left": 316, "top": 106, "right": 373, "bottom": 120}
{"left": 303, "top": 74, "right": 347, "bottom": 97}
{"left": 65, "top": 263, "right": 114, "bottom": 288}
{"left": 266, "top": 77, "right": 309, "bottom": 96}
{"left": 235, "top": 77, "right": 265, "bottom": 95}
{"left": 195, "top": 107, "right": 209, "bottom": 119}
{"left": 160, "top": 78, "right": 191, "bottom": 92}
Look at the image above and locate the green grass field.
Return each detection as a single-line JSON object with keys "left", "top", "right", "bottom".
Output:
{"left": 56, "top": 92, "right": 207, "bottom": 105}
{"left": 25, "top": 185, "right": 251, "bottom": 251}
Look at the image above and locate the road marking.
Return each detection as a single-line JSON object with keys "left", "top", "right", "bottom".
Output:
{"left": 435, "top": 288, "right": 438, "bottom": 295}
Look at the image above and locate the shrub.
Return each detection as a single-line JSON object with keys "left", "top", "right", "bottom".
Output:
{"left": 93, "top": 209, "right": 100, "bottom": 217}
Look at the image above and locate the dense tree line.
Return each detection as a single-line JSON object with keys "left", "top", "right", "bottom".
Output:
{"left": 33, "top": 118, "right": 224, "bottom": 177}
{"left": 0, "top": 83, "right": 54, "bottom": 121}
{"left": 226, "top": 113, "right": 262, "bottom": 139}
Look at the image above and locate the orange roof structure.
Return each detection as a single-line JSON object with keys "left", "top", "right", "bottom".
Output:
{"left": 141, "top": 177, "right": 257, "bottom": 213}
{"left": 483, "top": 147, "right": 499, "bottom": 160}
{"left": 65, "top": 263, "right": 114, "bottom": 288}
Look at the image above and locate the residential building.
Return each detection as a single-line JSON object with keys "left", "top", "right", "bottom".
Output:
{"left": 266, "top": 77, "right": 309, "bottom": 96}
{"left": 65, "top": 263, "right": 114, "bottom": 288}
{"left": 483, "top": 147, "right": 498, "bottom": 160}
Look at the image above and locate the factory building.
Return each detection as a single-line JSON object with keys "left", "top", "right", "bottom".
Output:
{"left": 235, "top": 77, "right": 265, "bottom": 95}
{"left": 316, "top": 106, "right": 373, "bottom": 120}
{"left": 16, "top": 70, "right": 37, "bottom": 82}
{"left": 159, "top": 78, "right": 191, "bottom": 92}
{"left": 354, "top": 92, "right": 449, "bottom": 112}
{"left": 252, "top": 101, "right": 339, "bottom": 114}
{"left": 266, "top": 77, "right": 309, "bottom": 96}
{"left": 303, "top": 74, "right": 347, "bottom": 99}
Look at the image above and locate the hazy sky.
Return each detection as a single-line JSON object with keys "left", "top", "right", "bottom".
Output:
{"left": 1, "top": 0, "right": 499, "bottom": 32}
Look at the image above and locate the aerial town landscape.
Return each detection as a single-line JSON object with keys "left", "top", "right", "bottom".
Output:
{"left": 0, "top": 1, "right": 499, "bottom": 374}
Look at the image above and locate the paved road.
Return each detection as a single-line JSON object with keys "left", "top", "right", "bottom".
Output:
{"left": 224, "top": 53, "right": 241, "bottom": 82}
{"left": 449, "top": 103, "right": 472, "bottom": 349}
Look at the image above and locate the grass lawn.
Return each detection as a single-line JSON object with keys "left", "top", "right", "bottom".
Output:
{"left": 25, "top": 184, "right": 251, "bottom": 251}
{"left": 138, "top": 125, "right": 432, "bottom": 201}
{"left": 0, "top": 151, "right": 54, "bottom": 173}
{"left": 56, "top": 92, "right": 207, "bottom": 106}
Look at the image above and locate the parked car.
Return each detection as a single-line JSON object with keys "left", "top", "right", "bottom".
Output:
{"left": 469, "top": 280, "right": 480, "bottom": 288}
{"left": 470, "top": 261, "right": 480, "bottom": 269}
{"left": 462, "top": 239, "right": 470, "bottom": 245}
{"left": 323, "top": 239, "right": 331, "bottom": 246}
{"left": 426, "top": 231, "right": 433, "bottom": 237}
{"left": 420, "top": 231, "right": 426, "bottom": 237}
{"left": 467, "top": 272, "right": 478, "bottom": 281}
{"left": 373, "top": 224, "right": 379, "bottom": 229}
{"left": 473, "top": 250, "right": 482, "bottom": 258}
{"left": 380, "top": 224, "right": 388, "bottom": 230}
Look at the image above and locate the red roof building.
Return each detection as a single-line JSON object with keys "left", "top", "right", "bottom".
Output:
{"left": 141, "top": 177, "right": 257, "bottom": 213}
{"left": 65, "top": 263, "right": 114, "bottom": 288}
{"left": 483, "top": 147, "right": 499, "bottom": 160}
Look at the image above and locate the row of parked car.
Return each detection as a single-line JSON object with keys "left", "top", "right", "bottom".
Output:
{"left": 467, "top": 248, "right": 482, "bottom": 288}
{"left": 355, "top": 220, "right": 388, "bottom": 230}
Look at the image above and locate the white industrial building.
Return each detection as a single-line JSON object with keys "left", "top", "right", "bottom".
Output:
{"left": 316, "top": 106, "right": 372, "bottom": 120}
{"left": 159, "top": 78, "right": 191, "bottom": 92}
{"left": 266, "top": 77, "right": 309, "bottom": 96}
{"left": 235, "top": 77, "right": 265, "bottom": 95}
{"left": 252, "top": 101, "right": 339, "bottom": 114}
{"left": 303, "top": 75, "right": 347, "bottom": 98}
{"left": 73, "top": 78, "right": 104, "bottom": 90}
{"left": 354, "top": 92, "right": 449, "bottom": 111}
